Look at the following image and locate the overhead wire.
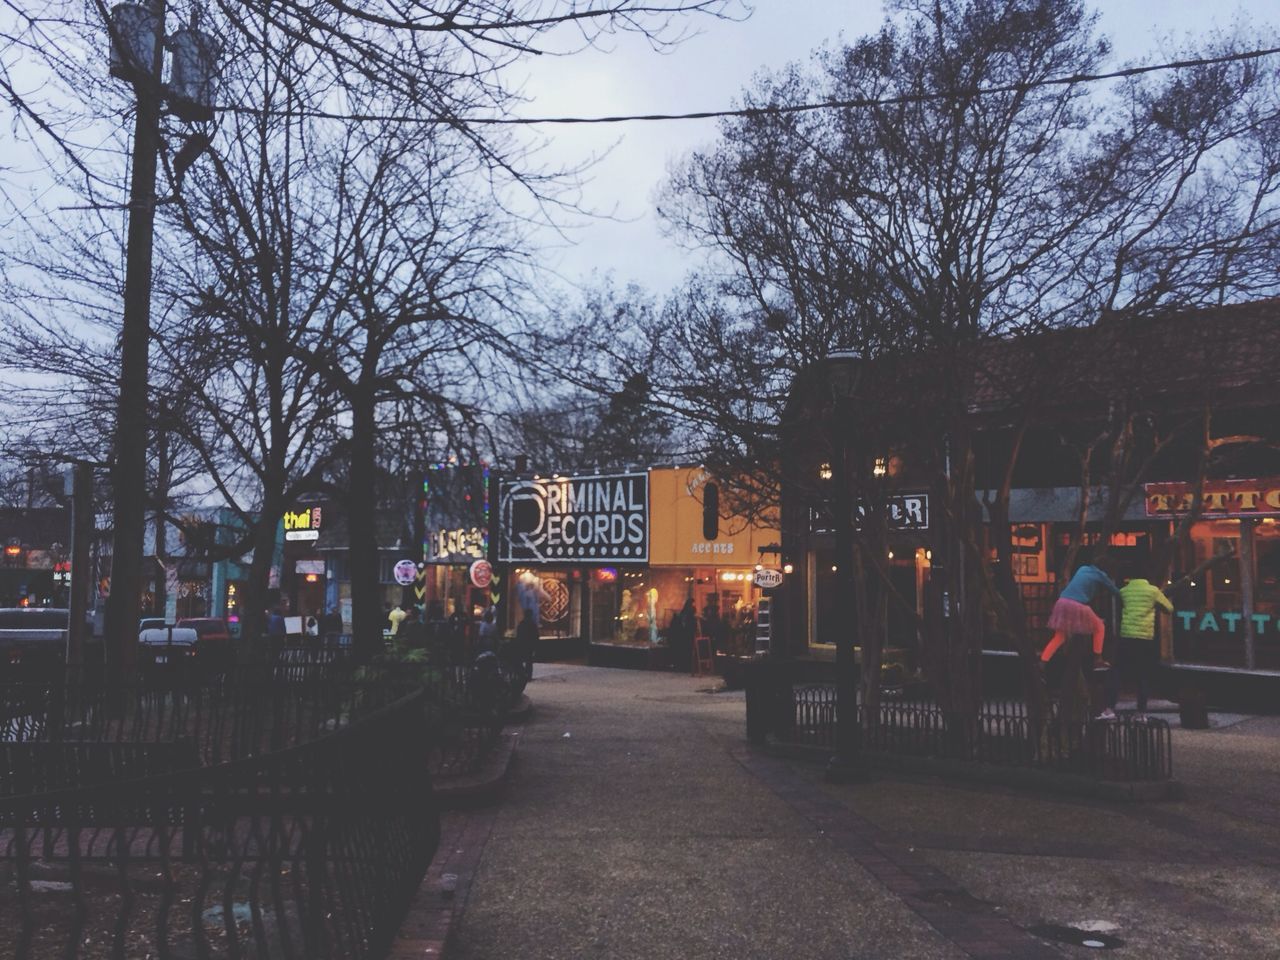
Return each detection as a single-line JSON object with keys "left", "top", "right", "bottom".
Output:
{"left": 216, "top": 43, "right": 1280, "bottom": 126}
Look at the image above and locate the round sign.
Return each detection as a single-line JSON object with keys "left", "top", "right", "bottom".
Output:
{"left": 469, "top": 560, "right": 493, "bottom": 589}
{"left": 753, "top": 568, "right": 784, "bottom": 589}
{"left": 392, "top": 559, "right": 419, "bottom": 586}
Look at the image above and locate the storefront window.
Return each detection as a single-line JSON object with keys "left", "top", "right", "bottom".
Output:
{"left": 176, "top": 580, "right": 208, "bottom": 619}
{"left": 812, "top": 547, "right": 839, "bottom": 648}
{"left": 590, "top": 569, "right": 692, "bottom": 645}
{"left": 509, "top": 569, "right": 580, "bottom": 639}
{"left": 1170, "top": 519, "right": 1280, "bottom": 669}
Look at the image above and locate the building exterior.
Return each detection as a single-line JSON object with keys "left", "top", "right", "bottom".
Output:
{"left": 777, "top": 301, "right": 1280, "bottom": 695}
{"left": 493, "top": 466, "right": 781, "bottom": 659}
{"left": 314, "top": 503, "right": 414, "bottom": 628}
{"left": 421, "top": 462, "right": 491, "bottom": 620}
{"left": 0, "top": 507, "right": 71, "bottom": 608}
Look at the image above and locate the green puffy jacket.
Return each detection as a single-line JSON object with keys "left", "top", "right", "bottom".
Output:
{"left": 1119, "top": 578, "right": 1174, "bottom": 639}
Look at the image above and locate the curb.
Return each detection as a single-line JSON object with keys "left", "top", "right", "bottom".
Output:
{"left": 433, "top": 730, "right": 520, "bottom": 810}
{"left": 763, "top": 739, "right": 1182, "bottom": 802}
{"left": 505, "top": 693, "right": 534, "bottom": 724}
{"left": 392, "top": 724, "right": 522, "bottom": 958}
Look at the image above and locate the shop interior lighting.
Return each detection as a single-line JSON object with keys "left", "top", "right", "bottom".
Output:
{"left": 887, "top": 550, "right": 894, "bottom": 559}
{"left": 873, "top": 457, "right": 887, "bottom": 477}
{"left": 783, "top": 563, "right": 794, "bottom": 574}
{"left": 831, "top": 564, "right": 838, "bottom": 572}
{"left": 818, "top": 462, "right": 833, "bottom": 480}
{"left": 755, "top": 563, "right": 763, "bottom": 571}
{"left": 925, "top": 549, "right": 932, "bottom": 560}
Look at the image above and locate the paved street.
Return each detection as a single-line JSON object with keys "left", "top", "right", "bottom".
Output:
{"left": 444, "top": 664, "right": 1280, "bottom": 960}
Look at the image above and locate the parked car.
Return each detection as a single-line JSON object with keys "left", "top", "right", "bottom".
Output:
{"left": 139, "top": 617, "right": 167, "bottom": 634}
{"left": 176, "top": 617, "right": 233, "bottom": 665}
{"left": 138, "top": 625, "right": 200, "bottom": 665}
{"left": 0, "top": 607, "right": 69, "bottom": 672}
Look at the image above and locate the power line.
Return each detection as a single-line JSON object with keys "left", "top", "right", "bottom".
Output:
{"left": 219, "top": 44, "right": 1280, "bottom": 126}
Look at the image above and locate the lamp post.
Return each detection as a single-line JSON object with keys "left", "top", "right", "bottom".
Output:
{"left": 825, "top": 350, "right": 869, "bottom": 783}
{"left": 102, "top": 2, "right": 218, "bottom": 671}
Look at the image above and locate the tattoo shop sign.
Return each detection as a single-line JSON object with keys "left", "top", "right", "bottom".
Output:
{"left": 499, "top": 472, "right": 648, "bottom": 563}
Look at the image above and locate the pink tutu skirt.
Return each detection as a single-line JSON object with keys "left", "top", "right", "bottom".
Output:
{"left": 1047, "top": 597, "right": 1103, "bottom": 635}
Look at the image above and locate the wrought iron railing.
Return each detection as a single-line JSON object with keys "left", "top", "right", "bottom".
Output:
{"left": 0, "top": 687, "right": 438, "bottom": 960}
{"left": 0, "top": 649, "right": 529, "bottom": 959}
{"left": 0, "top": 665, "right": 414, "bottom": 766}
{"left": 767, "top": 681, "right": 1173, "bottom": 782}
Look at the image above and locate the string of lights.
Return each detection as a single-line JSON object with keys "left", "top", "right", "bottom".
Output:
{"left": 217, "top": 44, "right": 1280, "bottom": 126}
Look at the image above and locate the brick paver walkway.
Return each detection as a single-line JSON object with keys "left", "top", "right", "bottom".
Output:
{"left": 734, "top": 748, "right": 1062, "bottom": 960}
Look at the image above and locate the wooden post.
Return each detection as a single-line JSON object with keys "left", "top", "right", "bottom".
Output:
{"left": 1240, "top": 518, "right": 1257, "bottom": 671}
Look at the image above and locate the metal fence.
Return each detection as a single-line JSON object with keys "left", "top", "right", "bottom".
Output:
{"left": 0, "top": 646, "right": 529, "bottom": 960}
{"left": 773, "top": 682, "right": 1172, "bottom": 782}
{"left": 0, "top": 687, "right": 438, "bottom": 960}
{"left": 0, "top": 650, "right": 522, "bottom": 780}
{"left": 0, "top": 665, "right": 414, "bottom": 767}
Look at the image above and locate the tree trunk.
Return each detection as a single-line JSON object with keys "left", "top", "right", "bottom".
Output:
{"left": 238, "top": 483, "right": 285, "bottom": 650}
{"left": 153, "top": 431, "right": 169, "bottom": 619}
{"left": 855, "top": 541, "right": 885, "bottom": 741}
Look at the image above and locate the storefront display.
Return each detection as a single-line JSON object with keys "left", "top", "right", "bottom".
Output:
{"left": 494, "top": 467, "right": 781, "bottom": 654}
{"left": 1141, "top": 480, "right": 1280, "bottom": 670}
{"left": 644, "top": 467, "right": 781, "bottom": 655}
{"left": 423, "top": 463, "right": 491, "bottom": 618}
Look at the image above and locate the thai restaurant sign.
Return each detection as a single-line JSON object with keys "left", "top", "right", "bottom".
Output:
{"left": 284, "top": 506, "right": 321, "bottom": 541}
{"left": 1144, "top": 479, "right": 1280, "bottom": 519}
{"left": 499, "top": 472, "right": 648, "bottom": 563}
{"left": 648, "top": 467, "right": 780, "bottom": 566}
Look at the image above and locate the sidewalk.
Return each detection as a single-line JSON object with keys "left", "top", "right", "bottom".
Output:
{"left": 437, "top": 664, "right": 1280, "bottom": 960}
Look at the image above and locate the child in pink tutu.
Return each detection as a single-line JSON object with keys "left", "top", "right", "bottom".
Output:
{"left": 1040, "top": 555, "right": 1121, "bottom": 670}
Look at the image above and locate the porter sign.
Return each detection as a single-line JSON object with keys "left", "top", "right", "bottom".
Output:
{"left": 500, "top": 472, "right": 648, "bottom": 563}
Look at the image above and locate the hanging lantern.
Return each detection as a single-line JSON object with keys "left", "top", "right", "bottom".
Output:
{"left": 167, "top": 24, "right": 220, "bottom": 122}
{"left": 108, "top": 2, "right": 160, "bottom": 81}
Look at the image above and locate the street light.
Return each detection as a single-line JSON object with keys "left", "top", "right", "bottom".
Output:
{"left": 825, "top": 350, "right": 869, "bottom": 783}
{"left": 103, "top": 2, "right": 219, "bottom": 671}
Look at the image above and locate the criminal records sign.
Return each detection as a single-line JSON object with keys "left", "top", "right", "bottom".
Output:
{"left": 499, "top": 472, "right": 648, "bottom": 563}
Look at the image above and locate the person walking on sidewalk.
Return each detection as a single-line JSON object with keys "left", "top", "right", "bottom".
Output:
{"left": 1040, "top": 554, "right": 1122, "bottom": 675}
{"left": 1103, "top": 568, "right": 1174, "bottom": 721}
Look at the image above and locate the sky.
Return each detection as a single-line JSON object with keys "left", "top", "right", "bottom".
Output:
{"left": 512, "top": 0, "right": 1277, "bottom": 296}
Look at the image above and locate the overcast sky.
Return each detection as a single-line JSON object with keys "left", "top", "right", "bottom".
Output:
{"left": 513, "top": 0, "right": 1275, "bottom": 297}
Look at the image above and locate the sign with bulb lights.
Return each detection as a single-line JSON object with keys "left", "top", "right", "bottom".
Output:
{"left": 500, "top": 472, "right": 648, "bottom": 563}
{"left": 424, "top": 464, "right": 490, "bottom": 563}
{"left": 1145, "top": 479, "right": 1280, "bottom": 518}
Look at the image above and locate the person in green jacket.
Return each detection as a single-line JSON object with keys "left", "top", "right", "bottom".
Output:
{"left": 1102, "top": 568, "right": 1174, "bottom": 720}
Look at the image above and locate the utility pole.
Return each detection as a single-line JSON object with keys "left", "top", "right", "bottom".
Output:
{"left": 103, "top": 0, "right": 166, "bottom": 677}
{"left": 102, "top": 2, "right": 218, "bottom": 673}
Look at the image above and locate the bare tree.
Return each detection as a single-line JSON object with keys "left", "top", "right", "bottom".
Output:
{"left": 296, "top": 109, "right": 527, "bottom": 654}
{"left": 3, "top": 0, "right": 743, "bottom": 654}
{"left": 645, "top": 0, "right": 1280, "bottom": 722}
